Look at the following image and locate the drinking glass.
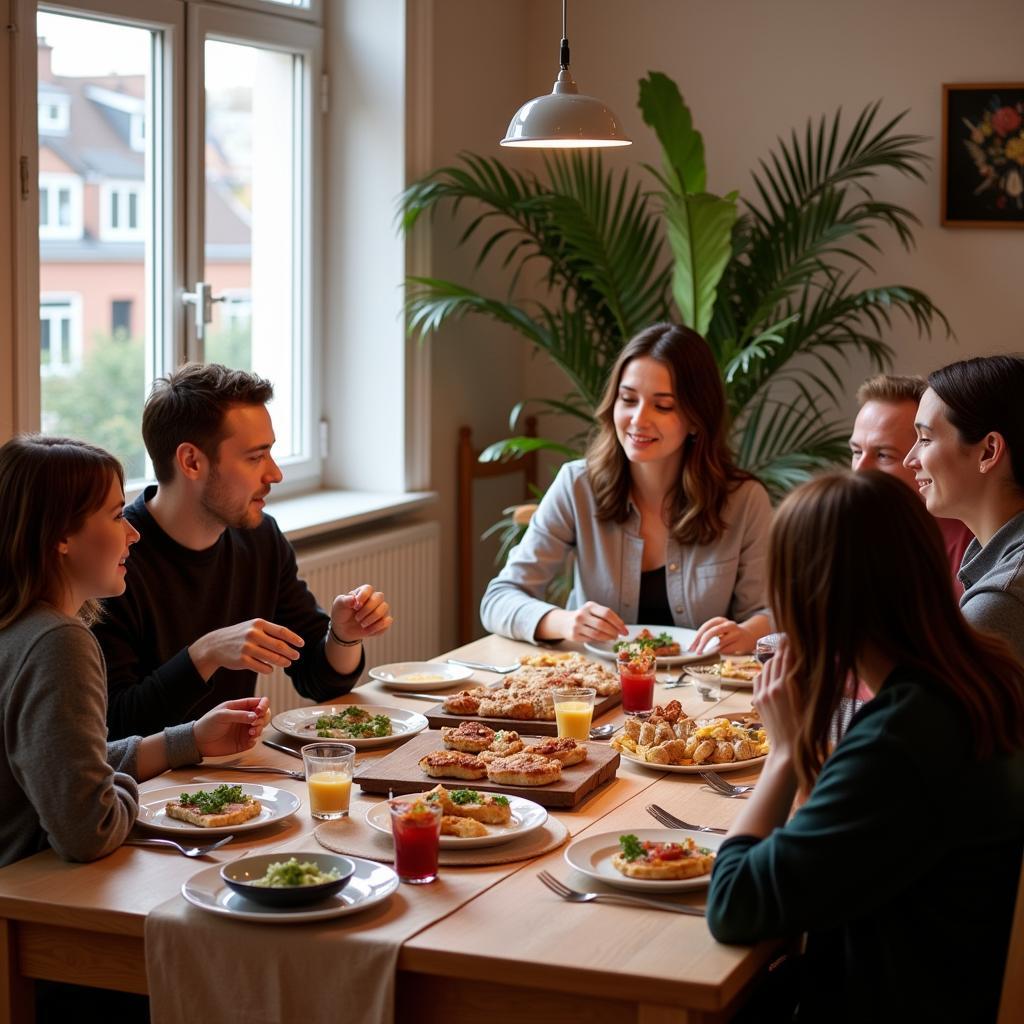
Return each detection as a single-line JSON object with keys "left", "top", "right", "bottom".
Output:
{"left": 617, "top": 656, "right": 656, "bottom": 715}
{"left": 389, "top": 799, "right": 443, "bottom": 884}
{"left": 755, "top": 633, "right": 786, "bottom": 664}
{"left": 552, "top": 687, "right": 596, "bottom": 740}
{"left": 301, "top": 742, "right": 355, "bottom": 820}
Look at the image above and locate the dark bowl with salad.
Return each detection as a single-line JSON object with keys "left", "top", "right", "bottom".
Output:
{"left": 221, "top": 852, "right": 356, "bottom": 907}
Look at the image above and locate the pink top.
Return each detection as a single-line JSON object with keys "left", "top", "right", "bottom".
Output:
{"left": 938, "top": 518, "right": 974, "bottom": 598}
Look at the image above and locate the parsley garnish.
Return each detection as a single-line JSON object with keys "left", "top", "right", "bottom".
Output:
{"left": 450, "top": 789, "right": 480, "bottom": 805}
{"left": 178, "top": 784, "right": 247, "bottom": 815}
{"left": 614, "top": 631, "right": 674, "bottom": 653}
{"left": 618, "top": 834, "right": 646, "bottom": 862}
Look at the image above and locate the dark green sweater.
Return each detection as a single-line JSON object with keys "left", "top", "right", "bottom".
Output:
{"left": 708, "top": 667, "right": 1024, "bottom": 1023}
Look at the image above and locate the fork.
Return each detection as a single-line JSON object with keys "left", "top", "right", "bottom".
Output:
{"left": 699, "top": 770, "right": 756, "bottom": 796}
{"left": 446, "top": 658, "right": 520, "bottom": 674}
{"left": 536, "top": 871, "right": 706, "bottom": 916}
{"left": 122, "top": 834, "right": 235, "bottom": 858}
{"left": 194, "top": 763, "right": 306, "bottom": 780}
{"left": 645, "top": 803, "right": 728, "bottom": 834}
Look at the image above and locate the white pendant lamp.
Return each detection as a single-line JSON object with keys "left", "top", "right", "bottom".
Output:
{"left": 500, "top": 0, "right": 631, "bottom": 149}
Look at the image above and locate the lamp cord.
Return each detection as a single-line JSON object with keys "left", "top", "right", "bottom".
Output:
{"left": 559, "top": 0, "right": 570, "bottom": 69}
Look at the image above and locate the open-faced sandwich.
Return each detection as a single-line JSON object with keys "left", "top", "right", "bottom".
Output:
{"left": 611, "top": 833, "right": 715, "bottom": 880}
{"left": 614, "top": 628, "right": 681, "bottom": 658}
{"left": 165, "top": 784, "right": 262, "bottom": 828}
{"left": 313, "top": 707, "right": 393, "bottom": 739}
{"left": 418, "top": 750, "right": 489, "bottom": 780}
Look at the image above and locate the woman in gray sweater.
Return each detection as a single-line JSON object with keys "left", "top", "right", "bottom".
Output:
{"left": 481, "top": 324, "right": 772, "bottom": 654}
{"left": 0, "top": 435, "right": 271, "bottom": 868}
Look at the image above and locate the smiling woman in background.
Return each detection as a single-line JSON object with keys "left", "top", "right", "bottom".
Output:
{"left": 707, "top": 470, "right": 1024, "bottom": 1023}
{"left": 0, "top": 435, "right": 271, "bottom": 870}
{"left": 481, "top": 323, "right": 772, "bottom": 654}
{"left": 905, "top": 354, "right": 1024, "bottom": 661}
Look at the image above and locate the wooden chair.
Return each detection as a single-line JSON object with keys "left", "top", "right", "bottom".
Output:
{"left": 997, "top": 854, "right": 1024, "bottom": 1023}
{"left": 457, "top": 417, "right": 538, "bottom": 645}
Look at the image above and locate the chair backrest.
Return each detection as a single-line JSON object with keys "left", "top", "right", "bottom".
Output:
{"left": 456, "top": 417, "right": 537, "bottom": 645}
{"left": 997, "top": 853, "right": 1024, "bottom": 1023}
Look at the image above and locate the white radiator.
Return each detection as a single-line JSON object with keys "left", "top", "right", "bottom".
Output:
{"left": 257, "top": 520, "right": 440, "bottom": 712}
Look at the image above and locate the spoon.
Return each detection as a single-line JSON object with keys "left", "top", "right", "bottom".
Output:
{"left": 589, "top": 723, "right": 620, "bottom": 740}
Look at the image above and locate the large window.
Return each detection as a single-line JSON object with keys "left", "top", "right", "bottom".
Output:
{"left": 28, "top": 1, "right": 321, "bottom": 488}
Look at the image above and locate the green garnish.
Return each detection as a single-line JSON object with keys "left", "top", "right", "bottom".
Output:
{"left": 699, "top": 847, "right": 712, "bottom": 856}
{"left": 614, "top": 631, "right": 674, "bottom": 653}
{"left": 491, "top": 795, "right": 510, "bottom": 807}
{"left": 178, "top": 784, "right": 247, "bottom": 815}
{"left": 449, "top": 789, "right": 480, "bottom": 805}
{"left": 314, "top": 710, "right": 392, "bottom": 739}
{"left": 618, "top": 833, "right": 646, "bottom": 862}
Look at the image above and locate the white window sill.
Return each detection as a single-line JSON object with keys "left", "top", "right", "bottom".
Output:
{"left": 267, "top": 489, "right": 438, "bottom": 543}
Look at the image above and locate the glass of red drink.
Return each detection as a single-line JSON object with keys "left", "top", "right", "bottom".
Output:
{"left": 389, "top": 799, "right": 443, "bottom": 884}
{"left": 617, "top": 644, "right": 656, "bottom": 716}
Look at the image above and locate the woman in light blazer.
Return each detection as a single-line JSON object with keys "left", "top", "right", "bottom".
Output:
{"left": 481, "top": 323, "right": 772, "bottom": 654}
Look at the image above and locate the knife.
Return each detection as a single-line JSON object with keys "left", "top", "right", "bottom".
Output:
{"left": 262, "top": 738, "right": 304, "bottom": 760}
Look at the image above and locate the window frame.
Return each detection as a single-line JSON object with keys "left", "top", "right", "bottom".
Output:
{"left": 37, "top": 170, "right": 82, "bottom": 239}
{"left": 99, "top": 178, "right": 145, "bottom": 241}
{"left": 38, "top": 291, "right": 82, "bottom": 375}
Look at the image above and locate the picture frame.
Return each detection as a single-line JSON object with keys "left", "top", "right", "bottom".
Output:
{"left": 941, "top": 83, "right": 1024, "bottom": 228}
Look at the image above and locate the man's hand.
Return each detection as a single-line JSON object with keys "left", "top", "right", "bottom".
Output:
{"left": 188, "top": 620, "right": 305, "bottom": 681}
{"left": 330, "top": 584, "right": 393, "bottom": 643}
{"left": 538, "top": 602, "right": 628, "bottom": 643}
{"left": 194, "top": 697, "right": 271, "bottom": 756}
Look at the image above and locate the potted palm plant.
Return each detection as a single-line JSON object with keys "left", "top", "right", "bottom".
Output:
{"left": 400, "top": 71, "right": 949, "bottom": 557}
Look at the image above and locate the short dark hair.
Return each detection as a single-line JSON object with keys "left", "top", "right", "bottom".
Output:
{"left": 855, "top": 373, "right": 926, "bottom": 407}
{"left": 142, "top": 363, "right": 274, "bottom": 483}
{"left": 928, "top": 355, "right": 1024, "bottom": 489}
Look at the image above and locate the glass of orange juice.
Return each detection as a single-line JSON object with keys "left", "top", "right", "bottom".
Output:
{"left": 552, "top": 687, "right": 596, "bottom": 741}
{"left": 301, "top": 742, "right": 355, "bottom": 820}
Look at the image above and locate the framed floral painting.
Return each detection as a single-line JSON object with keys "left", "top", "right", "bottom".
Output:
{"left": 942, "top": 83, "right": 1024, "bottom": 227}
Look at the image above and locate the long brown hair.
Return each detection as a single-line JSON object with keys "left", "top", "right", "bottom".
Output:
{"left": 0, "top": 435, "right": 124, "bottom": 629}
{"left": 587, "top": 323, "right": 750, "bottom": 545}
{"left": 770, "top": 469, "right": 1024, "bottom": 792}
{"left": 928, "top": 355, "right": 1024, "bottom": 488}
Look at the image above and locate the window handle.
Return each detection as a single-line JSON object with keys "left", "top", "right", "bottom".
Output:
{"left": 181, "top": 281, "right": 225, "bottom": 342}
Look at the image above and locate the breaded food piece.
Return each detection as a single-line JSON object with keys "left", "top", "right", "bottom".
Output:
{"left": 733, "top": 738, "right": 755, "bottom": 761}
{"left": 529, "top": 693, "right": 556, "bottom": 721}
{"left": 485, "top": 752, "right": 562, "bottom": 786}
{"left": 518, "top": 651, "right": 577, "bottom": 667}
{"left": 643, "top": 743, "right": 672, "bottom": 765}
{"left": 442, "top": 722, "right": 496, "bottom": 753}
{"left": 692, "top": 739, "right": 716, "bottom": 763}
{"left": 710, "top": 740, "right": 736, "bottom": 764}
{"left": 441, "top": 815, "right": 488, "bottom": 838}
{"left": 442, "top": 690, "right": 483, "bottom": 715}
{"left": 165, "top": 797, "right": 261, "bottom": 829}
{"left": 444, "top": 789, "right": 513, "bottom": 825}
{"left": 422, "top": 783, "right": 456, "bottom": 815}
{"left": 648, "top": 700, "right": 684, "bottom": 725}
{"left": 418, "top": 750, "right": 488, "bottom": 780}
{"left": 525, "top": 736, "right": 588, "bottom": 766}
{"left": 638, "top": 721, "right": 658, "bottom": 746}
{"left": 488, "top": 730, "right": 523, "bottom": 756}
{"left": 623, "top": 717, "right": 642, "bottom": 741}
{"left": 653, "top": 722, "right": 675, "bottom": 744}
{"left": 478, "top": 696, "right": 536, "bottom": 720}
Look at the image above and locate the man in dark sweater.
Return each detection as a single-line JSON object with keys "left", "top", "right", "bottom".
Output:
{"left": 96, "top": 364, "right": 393, "bottom": 740}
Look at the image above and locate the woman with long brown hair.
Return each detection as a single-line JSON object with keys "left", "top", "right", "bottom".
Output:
{"left": 481, "top": 323, "right": 772, "bottom": 652}
{"left": 0, "top": 435, "right": 271, "bottom": 868}
{"left": 904, "top": 354, "right": 1024, "bottom": 660}
{"left": 707, "top": 469, "right": 1024, "bottom": 1022}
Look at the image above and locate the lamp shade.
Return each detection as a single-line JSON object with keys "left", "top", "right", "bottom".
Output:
{"left": 501, "top": 69, "right": 630, "bottom": 148}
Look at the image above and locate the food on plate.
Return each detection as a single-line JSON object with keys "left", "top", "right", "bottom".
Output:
{"left": 165, "top": 785, "right": 262, "bottom": 828}
{"left": 441, "top": 815, "right": 489, "bottom": 838}
{"left": 518, "top": 651, "right": 577, "bottom": 667}
{"left": 250, "top": 858, "right": 342, "bottom": 888}
{"left": 614, "top": 628, "right": 681, "bottom": 658}
{"left": 612, "top": 834, "right": 715, "bottom": 880}
{"left": 442, "top": 721, "right": 496, "bottom": 753}
{"left": 694, "top": 658, "right": 762, "bottom": 682}
{"left": 417, "top": 750, "right": 488, "bottom": 780}
{"left": 488, "top": 729, "right": 524, "bottom": 756}
{"left": 613, "top": 713, "right": 769, "bottom": 767}
{"left": 484, "top": 752, "right": 562, "bottom": 786}
{"left": 423, "top": 784, "right": 512, "bottom": 825}
{"left": 524, "top": 736, "right": 588, "bottom": 766}
{"left": 313, "top": 707, "right": 393, "bottom": 739}
{"left": 398, "top": 672, "right": 446, "bottom": 683}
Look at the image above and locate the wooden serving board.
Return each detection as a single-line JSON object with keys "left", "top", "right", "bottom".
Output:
{"left": 355, "top": 730, "right": 620, "bottom": 809}
{"left": 424, "top": 689, "right": 621, "bottom": 738}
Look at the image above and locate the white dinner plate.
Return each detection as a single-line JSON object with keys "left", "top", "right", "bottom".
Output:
{"left": 272, "top": 705, "right": 428, "bottom": 749}
{"left": 181, "top": 855, "right": 399, "bottom": 923}
{"left": 137, "top": 783, "right": 300, "bottom": 835}
{"left": 584, "top": 624, "right": 714, "bottom": 666}
{"left": 685, "top": 657, "right": 762, "bottom": 689}
{"left": 619, "top": 748, "right": 767, "bottom": 774}
{"left": 364, "top": 791, "right": 548, "bottom": 849}
{"left": 368, "top": 662, "right": 474, "bottom": 691}
{"left": 565, "top": 828, "right": 724, "bottom": 892}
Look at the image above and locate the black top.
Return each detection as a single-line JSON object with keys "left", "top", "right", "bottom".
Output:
{"left": 637, "top": 565, "right": 673, "bottom": 626}
{"left": 95, "top": 487, "right": 363, "bottom": 739}
{"left": 707, "top": 666, "right": 1024, "bottom": 1023}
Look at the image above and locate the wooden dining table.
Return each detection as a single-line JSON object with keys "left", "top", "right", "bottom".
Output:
{"left": 0, "top": 635, "right": 781, "bottom": 1024}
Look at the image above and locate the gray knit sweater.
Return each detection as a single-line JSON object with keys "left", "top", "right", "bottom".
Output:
{"left": 0, "top": 605, "right": 199, "bottom": 867}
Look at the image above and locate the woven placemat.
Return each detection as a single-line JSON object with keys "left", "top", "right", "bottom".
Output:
{"left": 315, "top": 815, "right": 568, "bottom": 867}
